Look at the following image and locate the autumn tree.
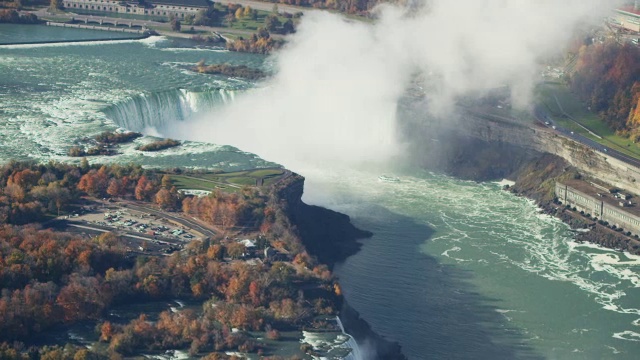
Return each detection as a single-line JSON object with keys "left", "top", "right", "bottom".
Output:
{"left": 235, "top": 6, "right": 244, "bottom": 20}
{"left": 135, "top": 175, "right": 156, "bottom": 201}
{"left": 155, "top": 188, "right": 175, "bottom": 210}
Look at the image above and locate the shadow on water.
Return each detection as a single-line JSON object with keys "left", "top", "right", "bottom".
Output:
{"left": 335, "top": 204, "right": 544, "bottom": 360}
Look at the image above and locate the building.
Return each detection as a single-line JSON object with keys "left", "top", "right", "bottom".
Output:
{"left": 61, "top": 0, "right": 211, "bottom": 20}
{"left": 614, "top": 1, "right": 640, "bottom": 33}
{"left": 555, "top": 180, "right": 640, "bottom": 236}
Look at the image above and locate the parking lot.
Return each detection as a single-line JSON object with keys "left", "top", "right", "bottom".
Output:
{"left": 59, "top": 199, "right": 215, "bottom": 256}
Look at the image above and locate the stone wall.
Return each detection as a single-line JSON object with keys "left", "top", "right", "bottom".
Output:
{"left": 456, "top": 111, "right": 640, "bottom": 195}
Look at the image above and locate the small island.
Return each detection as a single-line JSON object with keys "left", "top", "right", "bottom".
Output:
{"left": 136, "top": 138, "right": 181, "bottom": 152}
{"left": 193, "top": 61, "right": 265, "bottom": 80}
{"left": 68, "top": 131, "right": 142, "bottom": 157}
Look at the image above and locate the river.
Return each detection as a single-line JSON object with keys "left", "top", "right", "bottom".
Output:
{"left": 1, "top": 24, "right": 640, "bottom": 359}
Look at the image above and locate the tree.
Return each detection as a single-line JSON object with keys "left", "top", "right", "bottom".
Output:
{"left": 235, "top": 7, "right": 244, "bottom": 20}
{"left": 283, "top": 19, "right": 294, "bottom": 34}
{"left": 97, "top": 232, "right": 118, "bottom": 249}
{"left": 171, "top": 18, "right": 181, "bottom": 32}
{"left": 135, "top": 175, "right": 155, "bottom": 201}
{"left": 107, "top": 179, "right": 123, "bottom": 198}
{"left": 155, "top": 188, "right": 174, "bottom": 210}
{"left": 257, "top": 27, "right": 270, "bottom": 39}
{"left": 49, "top": 0, "right": 62, "bottom": 11}
{"left": 272, "top": 3, "right": 279, "bottom": 14}
{"left": 243, "top": 6, "right": 252, "bottom": 18}
{"left": 225, "top": 13, "right": 235, "bottom": 25}
{"left": 100, "top": 321, "right": 114, "bottom": 342}
{"left": 80, "top": 157, "right": 89, "bottom": 172}
{"left": 194, "top": 10, "right": 207, "bottom": 25}
{"left": 161, "top": 174, "right": 172, "bottom": 189}
{"left": 265, "top": 15, "right": 281, "bottom": 32}
{"left": 226, "top": 243, "right": 246, "bottom": 259}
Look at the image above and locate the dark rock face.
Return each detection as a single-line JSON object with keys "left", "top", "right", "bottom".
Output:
{"left": 272, "top": 174, "right": 405, "bottom": 359}
{"left": 411, "top": 133, "right": 540, "bottom": 181}
{"left": 273, "top": 174, "right": 372, "bottom": 268}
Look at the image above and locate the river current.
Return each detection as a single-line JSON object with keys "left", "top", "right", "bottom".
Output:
{"left": 1, "top": 24, "right": 640, "bottom": 359}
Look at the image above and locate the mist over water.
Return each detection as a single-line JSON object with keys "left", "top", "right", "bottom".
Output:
{"left": 171, "top": 0, "right": 620, "bottom": 171}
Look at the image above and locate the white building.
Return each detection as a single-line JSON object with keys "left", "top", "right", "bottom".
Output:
{"left": 62, "top": 0, "right": 211, "bottom": 19}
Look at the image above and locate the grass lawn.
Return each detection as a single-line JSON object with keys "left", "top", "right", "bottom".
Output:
{"left": 247, "top": 169, "right": 284, "bottom": 177}
{"left": 536, "top": 83, "right": 640, "bottom": 159}
{"left": 212, "top": 4, "right": 293, "bottom": 33}
{"left": 170, "top": 176, "right": 223, "bottom": 192}
{"left": 169, "top": 168, "right": 285, "bottom": 193}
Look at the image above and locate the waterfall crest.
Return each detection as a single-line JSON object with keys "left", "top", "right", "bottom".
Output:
{"left": 336, "top": 316, "right": 363, "bottom": 360}
{"left": 104, "top": 88, "right": 236, "bottom": 133}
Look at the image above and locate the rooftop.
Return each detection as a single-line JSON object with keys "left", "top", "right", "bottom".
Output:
{"left": 150, "top": 0, "right": 210, "bottom": 8}
{"left": 562, "top": 179, "right": 640, "bottom": 217}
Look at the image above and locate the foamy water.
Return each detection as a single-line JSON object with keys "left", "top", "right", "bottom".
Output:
{"left": 302, "top": 167, "right": 640, "bottom": 359}
{"left": 0, "top": 28, "right": 272, "bottom": 170}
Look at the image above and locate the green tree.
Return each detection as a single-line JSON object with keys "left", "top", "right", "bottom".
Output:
{"left": 283, "top": 19, "right": 294, "bottom": 34}
{"left": 265, "top": 15, "right": 280, "bottom": 32}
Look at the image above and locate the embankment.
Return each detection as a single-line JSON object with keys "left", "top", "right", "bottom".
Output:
{"left": 272, "top": 174, "right": 406, "bottom": 360}
{"left": 403, "top": 107, "right": 640, "bottom": 254}
{"left": 0, "top": 32, "right": 149, "bottom": 46}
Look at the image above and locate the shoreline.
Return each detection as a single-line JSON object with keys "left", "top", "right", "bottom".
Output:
{"left": 0, "top": 32, "right": 149, "bottom": 46}
{"left": 504, "top": 152, "right": 640, "bottom": 256}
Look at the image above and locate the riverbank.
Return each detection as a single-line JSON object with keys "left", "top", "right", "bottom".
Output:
{"left": 274, "top": 173, "right": 407, "bottom": 359}
{"left": 0, "top": 31, "right": 149, "bottom": 45}
{"left": 506, "top": 152, "right": 640, "bottom": 255}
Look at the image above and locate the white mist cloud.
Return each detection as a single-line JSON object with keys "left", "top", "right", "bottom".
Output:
{"left": 172, "top": 0, "right": 620, "bottom": 169}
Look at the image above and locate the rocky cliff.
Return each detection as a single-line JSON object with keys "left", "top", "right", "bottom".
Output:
{"left": 271, "top": 173, "right": 406, "bottom": 360}
{"left": 403, "top": 107, "right": 640, "bottom": 255}
{"left": 403, "top": 106, "right": 640, "bottom": 193}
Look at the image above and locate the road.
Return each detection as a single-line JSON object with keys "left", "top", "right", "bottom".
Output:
{"left": 533, "top": 105, "right": 640, "bottom": 170}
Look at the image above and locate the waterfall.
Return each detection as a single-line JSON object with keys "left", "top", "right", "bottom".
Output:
{"left": 336, "top": 316, "right": 363, "bottom": 360}
{"left": 104, "top": 88, "right": 236, "bottom": 133}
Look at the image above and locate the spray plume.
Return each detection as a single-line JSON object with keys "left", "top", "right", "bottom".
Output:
{"left": 173, "top": 0, "right": 620, "bottom": 170}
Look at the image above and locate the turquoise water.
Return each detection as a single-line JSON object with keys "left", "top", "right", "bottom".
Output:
{"left": 302, "top": 168, "right": 640, "bottom": 359}
{"left": 2, "top": 24, "right": 640, "bottom": 359}
{"left": 0, "top": 23, "right": 138, "bottom": 44}
{"left": 0, "top": 26, "right": 273, "bottom": 170}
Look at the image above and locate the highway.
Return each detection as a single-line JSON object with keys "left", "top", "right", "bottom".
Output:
{"left": 533, "top": 105, "right": 640, "bottom": 170}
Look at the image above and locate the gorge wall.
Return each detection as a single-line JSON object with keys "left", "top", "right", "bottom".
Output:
{"left": 406, "top": 108, "right": 640, "bottom": 195}
{"left": 271, "top": 174, "right": 406, "bottom": 360}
